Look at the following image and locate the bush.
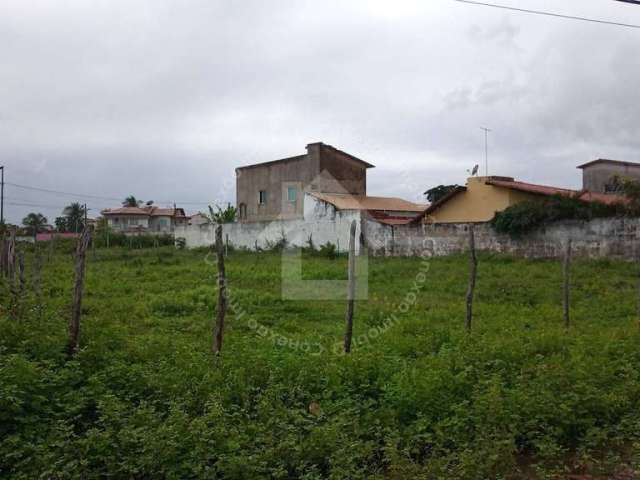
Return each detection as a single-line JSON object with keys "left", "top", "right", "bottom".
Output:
{"left": 491, "top": 195, "right": 622, "bottom": 237}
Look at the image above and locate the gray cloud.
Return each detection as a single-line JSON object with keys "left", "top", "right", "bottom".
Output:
{"left": 1, "top": 0, "right": 640, "bottom": 222}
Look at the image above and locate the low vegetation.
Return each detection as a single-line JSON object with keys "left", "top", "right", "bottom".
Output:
{"left": 1, "top": 246, "right": 640, "bottom": 479}
{"left": 490, "top": 195, "right": 625, "bottom": 237}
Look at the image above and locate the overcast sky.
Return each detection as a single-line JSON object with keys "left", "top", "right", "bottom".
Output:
{"left": 2, "top": 0, "right": 640, "bottom": 223}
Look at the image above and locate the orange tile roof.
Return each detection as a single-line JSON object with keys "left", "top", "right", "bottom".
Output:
{"left": 101, "top": 207, "right": 150, "bottom": 216}
{"left": 102, "top": 206, "right": 187, "bottom": 217}
{"left": 309, "top": 192, "right": 427, "bottom": 212}
{"left": 486, "top": 179, "right": 576, "bottom": 197}
{"left": 486, "top": 179, "right": 628, "bottom": 205}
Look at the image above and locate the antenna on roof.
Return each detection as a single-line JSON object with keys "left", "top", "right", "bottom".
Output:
{"left": 480, "top": 127, "right": 491, "bottom": 176}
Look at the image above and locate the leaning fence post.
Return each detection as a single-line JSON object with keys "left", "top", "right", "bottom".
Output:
{"left": 563, "top": 238, "right": 572, "bottom": 329}
{"left": 67, "top": 227, "right": 91, "bottom": 358}
{"left": 343, "top": 220, "right": 357, "bottom": 353}
{"left": 213, "top": 224, "right": 227, "bottom": 357}
{"left": 465, "top": 224, "right": 478, "bottom": 332}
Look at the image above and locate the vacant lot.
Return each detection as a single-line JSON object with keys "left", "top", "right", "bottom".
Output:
{"left": 1, "top": 246, "right": 640, "bottom": 479}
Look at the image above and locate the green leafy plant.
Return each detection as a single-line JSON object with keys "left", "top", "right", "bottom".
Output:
{"left": 491, "top": 195, "right": 621, "bottom": 237}
{"left": 206, "top": 204, "right": 237, "bottom": 224}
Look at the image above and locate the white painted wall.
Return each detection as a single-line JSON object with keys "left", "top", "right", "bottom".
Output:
{"left": 175, "top": 194, "right": 363, "bottom": 253}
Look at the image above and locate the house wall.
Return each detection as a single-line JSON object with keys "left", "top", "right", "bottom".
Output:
{"left": 581, "top": 163, "right": 640, "bottom": 193}
{"left": 177, "top": 194, "right": 364, "bottom": 253}
{"left": 236, "top": 155, "right": 310, "bottom": 223}
{"left": 235, "top": 143, "right": 369, "bottom": 223}
{"left": 107, "top": 215, "right": 149, "bottom": 230}
{"left": 427, "top": 177, "right": 540, "bottom": 223}
{"left": 318, "top": 146, "right": 367, "bottom": 195}
{"left": 149, "top": 216, "right": 174, "bottom": 233}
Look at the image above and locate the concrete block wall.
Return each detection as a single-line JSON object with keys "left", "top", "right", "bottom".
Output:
{"left": 177, "top": 194, "right": 640, "bottom": 260}
{"left": 365, "top": 217, "right": 640, "bottom": 260}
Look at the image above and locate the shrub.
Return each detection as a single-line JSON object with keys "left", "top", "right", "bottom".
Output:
{"left": 491, "top": 195, "right": 621, "bottom": 237}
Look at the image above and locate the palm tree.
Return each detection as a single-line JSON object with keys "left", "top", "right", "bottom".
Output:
{"left": 123, "top": 196, "right": 143, "bottom": 207}
{"left": 22, "top": 212, "right": 48, "bottom": 240}
{"left": 63, "top": 202, "right": 86, "bottom": 233}
{"left": 206, "top": 204, "right": 237, "bottom": 224}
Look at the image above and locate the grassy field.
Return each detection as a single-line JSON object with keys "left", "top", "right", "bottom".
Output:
{"left": 1, "top": 245, "right": 640, "bottom": 479}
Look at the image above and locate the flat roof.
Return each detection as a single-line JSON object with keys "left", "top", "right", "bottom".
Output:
{"left": 577, "top": 159, "right": 640, "bottom": 169}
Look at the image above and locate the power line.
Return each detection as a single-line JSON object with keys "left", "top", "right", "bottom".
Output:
{"left": 452, "top": 0, "right": 640, "bottom": 29}
{"left": 5, "top": 182, "right": 121, "bottom": 201}
{"left": 5, "top": 182, "right": 215, "bottom": 205}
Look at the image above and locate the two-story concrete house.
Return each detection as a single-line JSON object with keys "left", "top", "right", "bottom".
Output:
{"left": 235, "top": 142, "right": 426, "bottom": 225}
{"left": 101, "top": 206, "right": 188, "bottom": 234}
{"left": 235, "top": 142, "right": 376, "bottom": 223}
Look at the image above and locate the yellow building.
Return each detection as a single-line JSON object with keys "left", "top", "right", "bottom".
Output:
{"left": 422, "top": 176, "right": 618, "bottom": 224}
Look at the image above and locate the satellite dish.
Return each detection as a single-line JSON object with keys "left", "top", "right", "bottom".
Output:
{"left": 471, "top": 164, "right": 479, "bottom": 176}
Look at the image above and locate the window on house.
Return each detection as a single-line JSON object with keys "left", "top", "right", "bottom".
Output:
{"left": 239, "top": 203, "right": 247, "bottom": 219}
{"left": 259, "top": 190, "right": 267, "bottom": 205}
{"left": 287, "top": 186, "right": 297, "bottom": 202}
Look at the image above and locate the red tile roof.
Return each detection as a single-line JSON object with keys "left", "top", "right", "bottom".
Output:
{"left": 102, "top": 206, "right": 187, "bottom": 217}
{"left": 367, "top": 210, "right": 421, "bottom": 225}
{"left": 101, "top": 207, "right": 150, "bottom": 216}
{"left": 486, "top": 178, "right": 627, "bottom": 205}
{"left": 485, "top": 179, "right": 576, "bottom": 197}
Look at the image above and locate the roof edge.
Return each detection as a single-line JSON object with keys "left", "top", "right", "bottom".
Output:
{"left": 577, "top": 158, "right": 640, "bottom": 169}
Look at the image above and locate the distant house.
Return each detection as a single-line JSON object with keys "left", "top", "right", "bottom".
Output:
{"left": 101, "top": 206, "right": 188, "bottom": 234}
{"left": 309, "top": 192, "right": 426, "bottom": 225}
{"left": 421, "top": 175, "right": 625, "bottom": 224}
{"left": 578, "top": 159, "right": 640, "bottom": 193}
{"left": 188, "top": 212, "right": 210, "bottom": 226}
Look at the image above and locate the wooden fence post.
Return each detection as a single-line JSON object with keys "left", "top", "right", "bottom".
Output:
{"left": 343, "top": 220, "right": 357, "bottom": 353}
{"left": 67, "top": 227, "right": 91, "bottom": 358}
{"left": 17, "top": 251, "right": 25, "bottom": 295}
{"left": 0, "top": 234, "right": 6, "bottom": 278}
{"left": 465, "top": 224, "right": 478, "bottom": 332}
{"left": 225, "top": 233, "right": 229, "bottom": 257}
{"left": 33, "top": 246, "right": 43, "bottom": 306}
{"left": 563, "top": 238, "right": 572, "bottom": 329}
{"left": 213, "top": 224, "right": 227, "bottom": 356}
{"left": 48, "top": 234, "right": 55, "bottom": 261}
{"left": 7, "top": 230, "right": 16, "bottom": 287}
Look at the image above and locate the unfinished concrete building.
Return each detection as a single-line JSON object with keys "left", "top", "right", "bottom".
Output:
{"left": 235, "top": 142, "right": 375, "bottom": 223}
{"left": 578, "top": 159, "right": 640, "bottom": 193}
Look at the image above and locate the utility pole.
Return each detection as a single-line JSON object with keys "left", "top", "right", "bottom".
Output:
{"left": 0, "top": 166, "right": 4, "bottom": 225}
{"left": 480, "top": 127, "right": 491, "bottom": 176}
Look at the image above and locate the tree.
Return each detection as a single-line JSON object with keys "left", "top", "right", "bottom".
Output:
{"left": 62, "top": 203, "right": 86, "bottom": 233}
{"left": 424, "top": 184, "right": 460, "bottom": 204}
{"left": 123, "top": 196, "right": 143, "bottom": 208}
{"left": 207, "top": 204, "right": 237, "bottom": 224}
{"left": 55, "top": 216, "right": 69, "bottom": 232}
{"left": 22, "top": 212, "right": 48, "bottom": 239}
{"left": 618, "top": 176, "right": 640, "bottom": 214}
